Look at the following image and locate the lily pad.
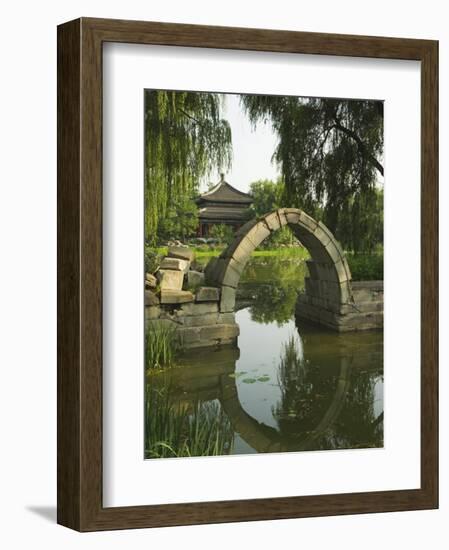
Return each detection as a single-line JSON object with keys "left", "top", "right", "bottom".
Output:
{"left": 228, "top": 371, "right": 247, "bottom": 379}
{"left": 257, "top": 375, "right": 270, "bottom": 382}
{"left": 242, "top": 378, "right": 257, "bottom": 384}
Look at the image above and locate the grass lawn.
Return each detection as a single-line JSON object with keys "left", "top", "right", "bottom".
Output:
{"left": 150, "top": 245, "right": 382, "bottom": 280}
{"left": 155, "top": 246, "right": 309, "bottom": 259}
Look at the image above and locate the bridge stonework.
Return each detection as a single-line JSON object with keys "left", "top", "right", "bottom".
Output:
{"left": 205, "top": 208, "right": 383, "bottom": 332}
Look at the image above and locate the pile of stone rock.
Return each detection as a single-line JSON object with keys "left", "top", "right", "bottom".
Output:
{"left": 145, "top": 246, "right": 220, "bottom": 307}
{"left": 145, "top": 246, "right": 239, "bottom": 349}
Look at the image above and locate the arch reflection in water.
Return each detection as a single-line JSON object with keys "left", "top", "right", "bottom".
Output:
{"left": 145, "top": 306, "right": 383, "bottom": 458}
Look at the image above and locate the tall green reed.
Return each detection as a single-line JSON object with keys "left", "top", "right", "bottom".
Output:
{"left": 145, "top": 383, "right": 234, "bottom": 459}
{"left": 145, "top": 323, "right": 179, "bottom": 371}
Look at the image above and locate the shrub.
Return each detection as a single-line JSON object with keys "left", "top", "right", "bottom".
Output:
{"left": 208, "top": 224, "right": 234, "bottom": 245}
{"left": 347, "top": 253, "right": 383, "bottom": 281}
{"left": 144, "top": 245, "right": 163, "bottom": 274}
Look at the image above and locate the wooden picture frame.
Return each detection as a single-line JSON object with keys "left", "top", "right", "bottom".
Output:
{"left": 57, "top": 17, "right": 438, "bottom": 531}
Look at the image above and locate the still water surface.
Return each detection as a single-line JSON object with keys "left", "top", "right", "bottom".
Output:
{"left": 147, "top": 255, "right": 383, "bottom": 456}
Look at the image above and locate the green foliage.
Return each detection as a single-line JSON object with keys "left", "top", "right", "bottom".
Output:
{"left": 273, "top": 333, "right": 383, "bottom": 450}
{"left": 144, "top": 90, "right": 232, "bottom": 244}
{"left": 144, "top": 385, "right": 234, "bottom": 458}
{"left": 158, "top": 195, "right": 199, "bottom": 241}
{"left": 263, "top": 226, "right": 294, "bottom": 248}
{"left": 239, "top": 254, "right": 309, "bottom": 325}
{"left": 347, "top": 253, "right": 383, "bottom": 281}
{"left": 241, "top": 95, "right": 384, "bottom": 252}
{"left": 145, "top": 324, "right": 180, "bottom": 371}
{"left": 248, "top": 178, "right": 296, "bottom": 248}
{"left": 339, "top": 188, "right": 383, "bottom": 253}
{"left": 144, "top": 245, "right": 163, "bottom": 274}
{"left": 208, "top": 223, "right": 234, "bottom": 244}
{"left": 249, "top": 178, "right": 285, "bottom": 216}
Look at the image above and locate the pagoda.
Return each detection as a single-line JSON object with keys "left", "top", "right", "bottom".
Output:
{"left": 195, "top": 174, "right": 253, "bottom": 236}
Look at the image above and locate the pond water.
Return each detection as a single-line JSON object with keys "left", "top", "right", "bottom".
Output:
{"left": 145, "top": 254, "right": 383, "bottom": 458}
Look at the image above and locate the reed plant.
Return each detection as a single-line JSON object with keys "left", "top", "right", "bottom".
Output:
{"left": 145, "top": 383, "right": 234, "bottom": 458}
{"left": 145, "top": 323, "right": 179, "bottom": 371}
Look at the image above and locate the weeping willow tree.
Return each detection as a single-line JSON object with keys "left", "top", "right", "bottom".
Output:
{"left": 241, "top": 95, "right": 384, "bottom": 252}
{"left": 144, "top": 90, "right": 232, "bottom": 243}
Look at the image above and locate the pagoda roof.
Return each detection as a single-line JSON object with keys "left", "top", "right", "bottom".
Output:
{"left": 197, "top": 175, "right": 253, "bottom": 205}
{"left": 198, "top": 205, "right": 250, "bottom": 222}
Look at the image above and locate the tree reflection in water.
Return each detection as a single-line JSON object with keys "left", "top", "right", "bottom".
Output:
{"left": 145, "top": 255, "right": 383, "bottom": 457}
{"left": 272, "top": 330, "right": 383, "bottom": 451}
{"left": 237, "top": 255, "right": 307, "bottom": 325}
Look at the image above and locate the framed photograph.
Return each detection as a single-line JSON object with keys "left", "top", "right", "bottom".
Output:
{"left": 57, "top": 17, "right": 438, "bottom": 531}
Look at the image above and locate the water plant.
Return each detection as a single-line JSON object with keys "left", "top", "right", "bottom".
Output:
{"left": 145, "top": 383, "right": 234, "bottom": 458}
{"left": 145, "top": 323, "right": 179, "bottom": 371}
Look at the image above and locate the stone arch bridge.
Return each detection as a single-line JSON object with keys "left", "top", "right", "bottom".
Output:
{"left": 205, "top": 208, "right": 382, "bottom": 332}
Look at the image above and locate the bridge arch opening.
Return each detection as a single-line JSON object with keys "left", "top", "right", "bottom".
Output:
{"left": 205, "top": 208, "right": 353, "bottom": 330}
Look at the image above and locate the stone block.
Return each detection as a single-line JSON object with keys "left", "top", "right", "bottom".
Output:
{"left": 276, "top": 208, "right": 288, "bottom": 227}
{"left": 235, "top": 218, "right": 258, "bottom": 237}
{"left": 145, "top": 273, "right": 157, "bottom": 288}
{"left": 157, "top": 268, "right": 184, "bottom": 290}
{"left": 160, "top": 257, "right": 190, "bottom": 271}
{"left": 221, "top": 258, "right": 244, "bottom": 288}
{"left": 291, "top": 226, "right": 324, "bottom": 260}
{"left": 296, "top": 302, "right": 321, "bottom": 323}
{"left": 298, "top": 211, "right": 318, "bottom": 232}
{"left": 246, "top": 222, "right": 271, "bottom": 249}
{"left": 316, "top": 280, "right": 340, "bottom": 303}
{"left": 340, "top": 301, "right": 383, "bottom": 315}
{"left": 296, "top": 291, "right": 312, "bottom": 306}
{"left": 190, "top": 260, "right": 205, "bottom": 272}
{"left": 219, "top": 234, "right": 243, "bottom": 259}
{"left": 180, "top": 302, "right": 219, "bottom": 316}
{"left": 225, "top": 235, "right": 255, "bottom": 266}
{"left": 339, "top": 281, "right": 352, "bottom": 303}
{"left": 338, "top": 311, "right": 383, "bottom": 327}
{"left": 179, "top": 312, "right": 219, "bottom": 327}
{"left": 145, "top": 305, "right": 161, "bottom": 320}
{"left": 284, "top": 208, "right": 302, "bottom": 225}
{"left": 167, "top": 246, "right": 195, "bottom": 262}
{"left": 333, "top": 259, "right": 351, "bottom": 283}
{"left": 263, "top": 211, "right": 281, "bottom": 231}
{"left": 195, "top": 287, "right": 220, "bottom": 302}
{"left": 199, "top": 323, "right": 240, "bottom": 341}
{"left": 220, "top": 286, "right": 236, "bottom": 312}
{"left": 145, "top": 290, "right": 160, "bottom": 306}
{"left": 218, "top": 312, "right": 236, "bottom": 324}
{"left": 352, "top": 282, "right": 383, "bottom": 303}
{"left": 210, "top": 257, "right": 242, "bottom": 288}
{"left": 305, "top": 261, "right": 319, "bottom": 280}
{"left": 204, "top": 257, "right": 219, "bottom": 285}
{"left": 310, "top": 295, "right": 327, "bottom": 308}
{"left": 185, "top": 270, "right": 205, "bottom": 288}
{"left": 324, "top": 240, "right": 345, "bottom": 264}
{"left": 177, "top": 327, "right": 200, "bottom": 346}
{"left": 160, "top": 289, "right": 194, "bottom": 304}
{"left": 314, "top": 262, "right": 339, "bottom": 283}
{"left": 313, "top": 222, "right": 332, "bottom": 247}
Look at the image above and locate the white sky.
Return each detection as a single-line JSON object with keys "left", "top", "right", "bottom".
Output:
{"left": 200, "top": 93, "right": 281, "bottom": 193}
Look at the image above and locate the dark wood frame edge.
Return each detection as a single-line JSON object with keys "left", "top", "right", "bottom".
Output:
{"left": 57, "top": 17, "right": 438, "bottom": 532}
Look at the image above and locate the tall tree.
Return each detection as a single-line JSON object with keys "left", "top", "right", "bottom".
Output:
{"left": 249, "top": 178, "right": 285, "bottom": 216}
{"left": 241, "top": 95, "right": 383, "bottom": 251}
{"left": 249, "top": 178, "right": 294, "bottom": 247}
{"left": 144, "top": 91, "right": 232, "bottom": 243}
